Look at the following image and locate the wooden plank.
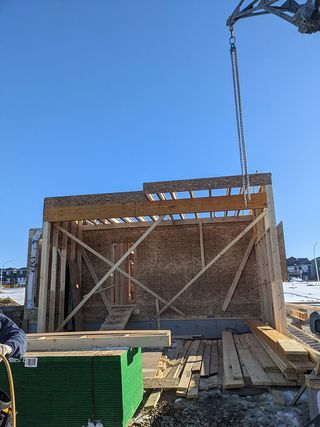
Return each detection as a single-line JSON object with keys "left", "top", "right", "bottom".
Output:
{"left": 56, "top": 216, "right": 165, "bottom": 331}
{"left": 158, "top": 211, "right": 267, "bottom": 316}
{"left": 44, "top": 193, "right": 267, "bottom": 222}
{"left": 48, "top": 227, "right": 59, "bottom": 332}
{"left": 209, "top": 340, "right": 219, "bottom": 375}
{"left": 37, "top": 222, "right": 51, "bottom": 332}
{"left": 58, "top": 221, "right": 68, "bottom": 326}
{"left": 143, "top": 173, "right": 272, "bottom": 193}
{"left": 143, "top": 378, "right": 179, "bottom": 390}
{"left": 28, "top": 331, "right": 171, "bottom": 352}
{"left": 222, "top": 331, "right": 245, "bottom": 389}
{"left": 176, "top": 340, "right": 201, "bottom": 396}
{"left": 144, "top": 390, "right": 162, "bottom": 409}
{"left": 221, "top": 231, "right": 256, "bottom": 311}
{"left": 187, "top": 373, "right": 200, "bottom": 398}
{"left": 56, "top": 223, "right": 185, "bottom": 317}
{"left": 265, "top": 184, "right": 287, "bottom": 334}
{"left": 234, "top": 335, "right": 271, "bottom": 386}
{"left": 201, "top": 341, "right": 212, "bottom": 377}
{"left": 198, "top": 221, "right": 205, "bottom": 268}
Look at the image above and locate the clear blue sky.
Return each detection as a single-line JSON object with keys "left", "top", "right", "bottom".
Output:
{"left": 0, "top": 1, "right": 319, "bottom": 267}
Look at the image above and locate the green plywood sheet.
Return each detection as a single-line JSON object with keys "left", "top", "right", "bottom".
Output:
{"left": 0, "top": 348, "right": 143, "bottom": 427}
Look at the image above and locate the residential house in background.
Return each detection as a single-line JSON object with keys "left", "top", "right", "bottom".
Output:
{"left": 311, "top": 258, "right": 320, "bottom": 281}
{"left": 0, "top": 268, "right": 27, "bottom": 287}
{"left": 286, "top": 257, "right": 311, "bottom": 281}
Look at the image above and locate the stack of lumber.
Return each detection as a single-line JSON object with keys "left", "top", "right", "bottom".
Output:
{"left": 246, "top": 320, "right": 314, "bottom": 382}
{"left": 27, "top": 330, "right": 171, "bottom": 351}
{"left": 142, "top": 330, "right": 306, "bottom": 403}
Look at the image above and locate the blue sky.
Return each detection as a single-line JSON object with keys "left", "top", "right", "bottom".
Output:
{"left": 0, "top": 1, "right": 319, "bottom": 267}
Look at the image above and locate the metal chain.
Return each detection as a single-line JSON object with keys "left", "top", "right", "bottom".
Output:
{"left": 229, "top": 26, "right": 251, "bottom": 207}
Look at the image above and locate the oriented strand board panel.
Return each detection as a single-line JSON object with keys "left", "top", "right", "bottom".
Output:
{"left": 0, "top": 348, "right": 143, "bottom": 427}
{"left": 81, "top": 222, "right": 261, "bottom": 322}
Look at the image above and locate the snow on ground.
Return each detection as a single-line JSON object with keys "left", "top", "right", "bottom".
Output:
{"left": 283, "top": 281, "right": 320, "bottom": 303}
{"left": 0, "top": 287, "right": 25, "bottom": 305}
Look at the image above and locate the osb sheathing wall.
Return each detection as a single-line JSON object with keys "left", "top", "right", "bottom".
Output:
{"left": 81, "top": 222, "right": 260, "bottom": 323}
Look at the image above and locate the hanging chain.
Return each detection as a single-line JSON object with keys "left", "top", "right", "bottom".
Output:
{"left": 229, "top": 26, "right": 251, "bottom": 207}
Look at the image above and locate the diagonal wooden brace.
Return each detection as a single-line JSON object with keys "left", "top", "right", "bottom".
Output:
{"left": 158, "top": 210, "right": 267, "bottom": 316}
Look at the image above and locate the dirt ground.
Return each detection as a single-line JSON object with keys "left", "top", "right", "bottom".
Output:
{"left": 132, "top": 388, "right": 309, "bottom": 427}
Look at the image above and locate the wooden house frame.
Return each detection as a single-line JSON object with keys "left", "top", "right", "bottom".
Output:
{"left": 35, "top": 173, "right": 287, "bottom": 335}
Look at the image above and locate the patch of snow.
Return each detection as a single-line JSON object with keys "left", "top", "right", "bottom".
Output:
{"left": 283, "top": 281, "right": 320, "bottom": 303}
{"left": 82, "top": 421, "right": 104, "bottom": 427}
{"left": 0, "top": 287, "right": 25, "bottom": 305}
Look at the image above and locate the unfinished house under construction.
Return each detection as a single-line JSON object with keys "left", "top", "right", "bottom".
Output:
{"left": 27, "top": 173, "right": 288, "bottom": 336}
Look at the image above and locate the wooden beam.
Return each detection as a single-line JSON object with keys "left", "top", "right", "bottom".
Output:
{"left": 198, "top": 220, "right": 205, "bottom": 268}
{"left": 82, "top": 215, "right": 254, "bottom": 230}
{"left": 55, "top": 223, "right": 185, "bottom": 317}
{"left": 80, "top": 247, "right": 112, "bottom": 313}
{"left": 143, "top": 173, "right": 272, "bottom": 194}
{"left": 158, "top": 211, "right": 267, "bottom": 316}
{"left": 55, "top": 216, "right": 165, "bottom": 331}
{"left": 48, "top": 227, "right": 59, "bottom": 332}
{"left": 27, "top": 330, "right": 172, "bottom": 351}
{"left": 221, "top": 231, "right": 256, "bottom": 311}
{"left": 37, "top": 222, "right": 51, "bottom": 332}
{"left": 44, "top": 193, "right": 267, "bottom": 222}
{"left": 58, "top": 221, "right": 68, "bottom": 326}
{"left": 265, "top": 185, "right": 287, "bottom": 334}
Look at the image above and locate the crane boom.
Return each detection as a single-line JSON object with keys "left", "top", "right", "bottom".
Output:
{"left": 227, "top": 0, "right": 320, "bottom": 33}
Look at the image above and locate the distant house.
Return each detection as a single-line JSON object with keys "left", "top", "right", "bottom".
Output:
{"left": 0, "top": 268, "right": 27, "bottom": 287}
{"left": 310, "top": 258, "right": 320, "bottom": 281}
{"left": 286, "top": 257, "right": 311, "bottom": 281}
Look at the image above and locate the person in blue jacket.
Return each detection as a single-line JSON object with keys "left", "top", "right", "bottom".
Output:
{"left": 0, "top": 313, "right": 27, "bottom": 359}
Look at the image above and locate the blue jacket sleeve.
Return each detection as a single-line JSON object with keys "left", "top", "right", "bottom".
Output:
{"left": 0, "top": 314, "right": 27, "bottom": 359}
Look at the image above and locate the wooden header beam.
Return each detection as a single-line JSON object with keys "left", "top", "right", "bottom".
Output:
{"left": 143, "top": 173, "right": 271, "bottom": 194}
{"left": 44, "top": 193, "right": 267, "bottom": 222}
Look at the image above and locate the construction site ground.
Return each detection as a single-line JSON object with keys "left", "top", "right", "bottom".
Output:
{"left": 132, "top": 388, "right": 309, "bottom": 427}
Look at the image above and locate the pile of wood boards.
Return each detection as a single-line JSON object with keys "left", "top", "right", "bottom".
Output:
{"left": 246, "top": 320, "right": 314, "bottom": 382}
{"left": 143, "top": 339, "right": 221, "bottom": 401}
{"left": 142, "top": 330, "right": 308, "bottom": 405}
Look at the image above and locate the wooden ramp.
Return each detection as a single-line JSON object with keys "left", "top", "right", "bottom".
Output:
{"left": 100, "top": 306, "right": 134, "bottom": 330}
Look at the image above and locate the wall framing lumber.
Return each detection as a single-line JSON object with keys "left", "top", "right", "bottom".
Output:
{"left": 44, "top": 193, "right": 267, "bottom": 222}
{"left": 56, "top": 216, "right": 165, "bottom": 331}
{"left": 37, "top": 222, "right": 51, "bottom": 333}
{"left": 198, "top": 221, "right": 205, "bottom": 268}
{"left": 48, "top": 227, "right": 59, "bottom": 332}
{"left": 158, "top": 210, "right": 267, "bottom": 316}
{"left": 27, "top": 330, "right": 171, "bottom": 351}
{"left": 58, "top": 221, "right": 68, "bottom": 326}
{"left": 143, "top": 173, "right": 272, "bottom": 193}
{"left": 221, "top": 231, "right": 256, "bottom": 311}
{"left": 265, "top": 185, "right": 287, "bottom": 334}
{"left": 54, "top": 223, "right": 185, "bottom": 317}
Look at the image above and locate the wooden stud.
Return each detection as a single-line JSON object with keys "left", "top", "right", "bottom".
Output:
{"left": 198, "top": 220, "right": 205, "bottom": 268}
{"left": 58, "top": 221, "right": 68, "bottom": 327}
{"left": 37, "top": 222, "right": 51, "bottom": 332}
{"left": 48, "top": 227, "right": 59, "bottom": 332}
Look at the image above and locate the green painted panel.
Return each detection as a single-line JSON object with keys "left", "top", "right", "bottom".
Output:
{"left": 0, "top": 348, "right": 143, "bottom": 427}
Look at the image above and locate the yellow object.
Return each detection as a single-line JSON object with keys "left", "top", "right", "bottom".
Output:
{"left": 0, "top": 355, "right": 16, "bottom": 427}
